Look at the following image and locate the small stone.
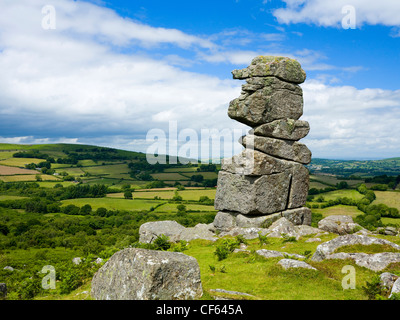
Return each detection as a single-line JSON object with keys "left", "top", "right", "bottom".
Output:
{"left": 256, "top": 249, "right": 305, "bottom": 259}
{"left": 277, "top": 259, "right": 317, "bottom": 271}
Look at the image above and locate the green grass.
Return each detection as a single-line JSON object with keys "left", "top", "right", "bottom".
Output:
{"left": 311, "top": 205, "right": 365, "bottom": 218}
{"left": 310, "top": 174, "right": 364, "bottom": 188}
{"left": 163, "top": 167, "right": 198, "bottom": 173}
{"left": 150, "top": 172, "right": 189, "bottom": 181}
{"left": 61, "top": 198, "right": 164, "bottom": 212}
{"left": 82, "top": 164, "right": 129, "bottom": 176}
{"left": 0, "top": 158, "right": 44, "bottom": 167}
{"left": 153, "top": 203, "right": 216, "bottom": 213}
{"left": 322, "top": 189, "right": 365, "bottom": 201}
{"left": 181, "top": 172, "right": 219, "bottom": 180}
{"left": 183, "top": 236, "right": 383, "bottom": 300}
{"left": 0, "top": 175, "right": 61, "bottom": 182}
{"left": 0, "top": 195, "right": 28, "bottom": 201}
{"left": 382, "top": 217, "right": 400, "bottom": 226}
{"left": 334, "top": 244, "right": 400, "bottom": 254}
{"left": 0, "top": 151, "right": 17, "bottom": 160}
{"left": 36, "top": 181, "right": 77, "bottom": 188}
{"left": 107, "top": 191, "right": 177, "bottom": 200}
{"left": 178, "top": 189, "right": 216, "bottom": 200}
{"left": 374, "top": 191, "right": 400, "bottom": 211}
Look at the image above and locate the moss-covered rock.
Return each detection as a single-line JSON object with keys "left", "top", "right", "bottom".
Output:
{"left": 232, "top": 56, "right": 306, "bottom": 84}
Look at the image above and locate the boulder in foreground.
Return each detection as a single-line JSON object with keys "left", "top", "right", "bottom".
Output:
{"left": 91, "top": 248, "right": 203, "bottom": 300}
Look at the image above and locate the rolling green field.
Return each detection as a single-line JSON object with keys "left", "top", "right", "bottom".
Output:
{"left": 61, "top": 198, "right": 164, "bottom": 212}
{"left": 374, "top": 191, "right": 400, "bottom": 211}
{"left": 311, "top": 205, "right": 365, "bottom": 218}
{"left": 0, "top": 174, "right": 61, "bottom": 182}
{"left": 0, "top": 157, "right": 44, "bottom": 167}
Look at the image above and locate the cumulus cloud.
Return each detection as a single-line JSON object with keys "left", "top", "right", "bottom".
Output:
{"left": 0, "top": 0, "right": 399, "bottom": 160}
{"left": 273, "top": 0, "right": 400, "bottom": 28}
{"left": 301, "top": 80, "right": 400, "bottom": 158}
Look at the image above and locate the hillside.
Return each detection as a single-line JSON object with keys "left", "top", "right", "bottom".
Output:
{"left": 308, "top": 158, "right": 400, "bottom": 177}
{"left": 0, "top": 143, "right": 218, "bottom": 189}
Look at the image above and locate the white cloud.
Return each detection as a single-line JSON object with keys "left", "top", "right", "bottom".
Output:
{"left": 301, "top": 80, "right": 400, "bottom": 158}
{"left": 273, "top": 0, "right": 400, "bottom": 27}
{"left": 0, "top": 0, "right": 399, "bottom": 160}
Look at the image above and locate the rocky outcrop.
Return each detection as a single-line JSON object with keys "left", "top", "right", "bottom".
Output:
{"left": 139, "top": 221, "right": 217, "bottom": 243}
{"left": 256, "top": 249, "right": 305, "bottom": 260}
{"left": 214, "top": 56, "right": 311, "bottom": 231}
{"left": 311, "top": 234, "right": 400, "bottom": 271}
{"left": 277, "top": 259, "right": 317, "bottom": 271}
{"left": 91, "top": 248, "right": 203, "bottom": 300}
{"left": 317, "top": 215, "right": 366, "bottom": 235}
{"left": 389, "top": 278, "right": 400, "bottom": 298}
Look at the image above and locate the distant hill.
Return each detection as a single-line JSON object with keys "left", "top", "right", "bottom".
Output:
{"left": 308, "top": 158, "right": 400, "bottom": 177}
{"left": 0, "top": 143, "right": 217, "bottom": 188}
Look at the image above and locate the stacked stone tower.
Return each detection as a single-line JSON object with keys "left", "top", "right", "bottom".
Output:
{"left": 214, "top": 56, "right": 312, "bottom": 228}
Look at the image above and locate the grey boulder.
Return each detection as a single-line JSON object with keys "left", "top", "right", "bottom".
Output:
{"left": 91, "top": 248, "right": 203, "bottom": 300}
{"left": 311, "top": 234, "right": 400, "bottom": 262}
{"left": 214, "top": 170, "right": 291, "bottom": 215}
{"left": 241, "top": 135, "right": 312, "bottom": 165}
{"left": 317, "top": 215, "right": 365, "bottom": 235}
{"left": 232, "top": 56, "right": 307, "bottom": 84}
{"left": 277, "top": 259, "right": 317, "bottom": 271}
{"left": 251, "top": 119, "right": 310, "bottom": 141}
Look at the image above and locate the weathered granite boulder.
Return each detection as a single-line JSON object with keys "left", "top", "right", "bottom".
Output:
{"left": 139, "top": 221, "right": 186, "bottom": 243}
{"left": 241, "top": 135, "right": 312, "bottom": 164}
{"left": 220, "top": 150, "right": 309, "bottom": 209}
{"left": 91, "top": 248, "right": 203, "bottom": 300}
{"left": 179, "top": 224, "right": 217, "bottom": 242}
{"left": 380, "top": 272, "right": 399, "bottom": 291}
{"left": 376, "top": 226, "right": 398, "bottom": 236}
{"left": 389, "top": 278, "right": 400, "bottom": 298}
{"left": 282, "top": 207, "right": 312, "bottom": 226}
{"left": 267, "top": 217, "right": 298, "bottom": 238}
{"left": 311, "top": 234, "right": 400, "bottom": 263}
{"left": 213, "top": 210, "right": 312, "bottom": 236}
{"left": 228, "top": 85, "right": 303, "bottom": 127}
{"left": 317, "top": 215, "right": 365, "bottom": 235}
{"left": 251, "top": 119, "right": 310, "bottom": 141}
{"left": 324, "top": 252, "right": 400, "bottom": 272}
{"left": 221, "top": 149, "right": 293, "bottom": 176}
{"left": 139, "top": 221, "right": 217, "bottom": 243}
{"left": 256, "top": 249, "right": 305, "bottom": 260}
{"left": 232, "top": 56, "right": 306, "bottom": 84}
{"left": 277, "top": 259, "right": 317, "bottom": 271}
{"left": 214, "top": 170, "right": 291, "bottom": 215}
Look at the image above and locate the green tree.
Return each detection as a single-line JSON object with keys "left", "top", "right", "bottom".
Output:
{"left": 124, "top": 190, "right": 133, "bottom": 200}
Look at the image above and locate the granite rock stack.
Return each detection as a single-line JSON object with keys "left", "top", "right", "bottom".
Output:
{"left": 214, "top": 56, "right": 312, "bottom": 227}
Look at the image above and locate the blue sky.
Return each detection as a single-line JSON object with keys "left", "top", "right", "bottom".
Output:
{"left": 0, "top": 0, "right": 399, "bottom": 160}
